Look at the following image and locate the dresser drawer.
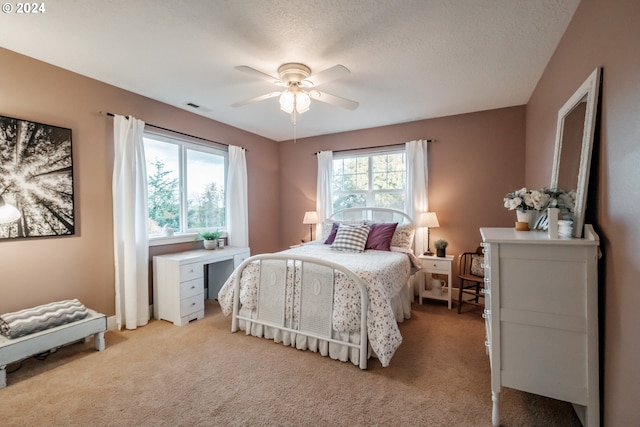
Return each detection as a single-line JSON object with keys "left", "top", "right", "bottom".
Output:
{"left": 180, "top": 293, "right": 204, "bottom": 316}
{"left": 180, "top": 262, "right": 203, "bottom": 282}
{"left": 180, "top": 278, "right": 203, "bottom": 299}
{"left": 422, "top": 259, "right": 449, "bottom": 272}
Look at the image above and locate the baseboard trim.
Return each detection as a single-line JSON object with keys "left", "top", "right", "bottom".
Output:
{"left": 104, "top": 304, "right": 154, "bottom": 331}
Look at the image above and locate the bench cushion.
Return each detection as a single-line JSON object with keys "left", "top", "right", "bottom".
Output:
{"left": 0, "top": 299, "right": 89, "bottom": 339}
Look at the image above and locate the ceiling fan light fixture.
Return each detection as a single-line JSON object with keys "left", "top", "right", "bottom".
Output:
{"left": 279, "top": 87, "right": 311, "bottom": 115}
{"left": 295, "top": 91, "right": 311, "bottom": 113}
{"left": 279, "top": 90, "right": 295, "bottom": 113}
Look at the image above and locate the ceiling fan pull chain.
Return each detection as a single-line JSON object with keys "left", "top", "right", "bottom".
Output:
{"left": 293, "top": 120, "right": 297, "bottom": 143}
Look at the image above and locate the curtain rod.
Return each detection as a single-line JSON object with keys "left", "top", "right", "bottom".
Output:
{"left": 100, "top": 111, "right": 246, "bottom": 151}
{"left": 314, "top": 139, "right": 434, "bottom": 155}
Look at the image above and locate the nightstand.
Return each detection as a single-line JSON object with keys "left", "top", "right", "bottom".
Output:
{"left": 417, "top": 254, "right": 454, "bottom": 309}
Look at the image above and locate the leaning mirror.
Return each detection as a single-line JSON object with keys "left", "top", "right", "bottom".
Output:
{"left": 550, "top": 67, "right": 601, "bottom": 238}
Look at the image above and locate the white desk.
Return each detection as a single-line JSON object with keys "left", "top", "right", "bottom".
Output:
{"left": 153, "top": 247, "right": 250, "bottom": 326}
{"left": 417, "top": 254, "right": 454, "bottom": 309}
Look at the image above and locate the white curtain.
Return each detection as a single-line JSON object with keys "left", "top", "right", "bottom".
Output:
{"left": 316, "top": 151, "right": 333, "bottom": 238}
{"left": 406, "top": 139, "right": 429, "bottom": 251}
{"left": 226, "top": 145, "right": 248, "bottom": 248}
{"left": 112, "top": 115, "right": 149, "bottom": 330}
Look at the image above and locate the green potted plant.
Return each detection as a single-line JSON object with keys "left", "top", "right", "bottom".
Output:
{"left": 434, "top": 239, "right": 448, "bottom": 257}
{"left": 200, "top": 230, "right": 221, "bottom": 250}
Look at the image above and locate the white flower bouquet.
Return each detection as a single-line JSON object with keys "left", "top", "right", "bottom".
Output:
{"left": 503, "top": 188, "right": 550, "bottom": 211}
{"left": 504, "top": 187, "right": 576, "bottom": 218}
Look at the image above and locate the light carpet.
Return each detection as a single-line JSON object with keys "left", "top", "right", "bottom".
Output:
{"left": 0, "top": 300, "right": 581, "bottom": 426}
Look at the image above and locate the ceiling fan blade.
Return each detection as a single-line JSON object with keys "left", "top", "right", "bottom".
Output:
{"left": 310, "top": 90, "right": 359, "bottom": 110}
{"left": 234, "top": 65, "right": 282, "bottom": 85}
{"left": 305, "top": 64, "right": 350, "bottom": 87}
{"left": 231, "top": 91, "right": 282, "bottom": 107}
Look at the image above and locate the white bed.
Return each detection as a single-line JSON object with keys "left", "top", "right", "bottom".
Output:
{"left": 217, "top": 208, "right": 420, "bottom": 369}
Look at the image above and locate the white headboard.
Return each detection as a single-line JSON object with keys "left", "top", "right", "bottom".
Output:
{"left": 328, "top": 208, "right": 413, "bottom": 224}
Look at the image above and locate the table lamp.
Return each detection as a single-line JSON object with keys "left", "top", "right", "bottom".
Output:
{"left": 303, "top": 211, "right": 319, "bottom": 241}
{"left": 420, "top": 211, "right": 440, "bottom": 255}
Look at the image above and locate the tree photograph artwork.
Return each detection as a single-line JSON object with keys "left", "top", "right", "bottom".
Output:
{"left": 0, "top": 115, "right": 74, "bottom": 239}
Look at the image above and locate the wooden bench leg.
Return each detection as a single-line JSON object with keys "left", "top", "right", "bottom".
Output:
{"left": 94, "top": 331, "right": 105, "bottom": 351}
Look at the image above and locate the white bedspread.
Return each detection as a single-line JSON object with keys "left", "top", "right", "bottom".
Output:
{"left": 218, "top": 243, "right": 413, "bottom": 367}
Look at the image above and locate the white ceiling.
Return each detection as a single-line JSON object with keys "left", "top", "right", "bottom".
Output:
{"left": 0, "top": 0, "right": 580, "bottom": 141}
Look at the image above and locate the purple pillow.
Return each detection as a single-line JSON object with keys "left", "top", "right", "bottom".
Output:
{"left": 365, "top": 223, "right": 398, "bottom": 251}
{"left": 324, "top": 222, "right": 340, "bottom": 244}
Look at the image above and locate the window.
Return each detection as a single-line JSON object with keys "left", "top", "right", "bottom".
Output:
{"left": 332, "top": 150, "right": 406, "bottom": 211}
{"left": 143, "top": 133, "right": 227, "bottom": 236}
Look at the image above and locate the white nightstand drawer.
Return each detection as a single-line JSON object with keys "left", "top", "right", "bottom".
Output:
{"left": 180, "top": 262, "right": 203, "bottom": 281}
{"left": 180, "top": 293, "right": 204, "bottom": 316}
{"left": 422, "top": 259, "right": 449, "bottom": 272}
{"left": 180, "top": 278, "right": 203, "bottom": 299}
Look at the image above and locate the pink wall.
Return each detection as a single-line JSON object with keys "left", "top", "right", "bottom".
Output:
{"left": 525, "top": 1, "right": 640, "bottom": 424}
{"left": 0, "top": 47, "right": 280, "bottom": 315}
{"left": 278, "top": 106, "right": 526, "bottom": 270}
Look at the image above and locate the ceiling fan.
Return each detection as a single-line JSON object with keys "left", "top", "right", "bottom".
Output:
{"left": 231, "top": 62, "right": 359, "bottom": 123}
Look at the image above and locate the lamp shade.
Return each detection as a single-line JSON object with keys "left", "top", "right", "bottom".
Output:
{"left": 0, "top": 196, "right": 21, "bottom": 224}
{"left": 303, "top": 211, "right": 319, "bottom": 224}
{"left": 419, "top": 211, "right": 439, "bottom": 228}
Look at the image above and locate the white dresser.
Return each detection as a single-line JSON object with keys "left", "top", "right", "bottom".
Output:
{"left": 153, "top": 247, "right": 250, "bottom": 326}
{"left": 480, "top": 226, "right": 599, "bottom": 427}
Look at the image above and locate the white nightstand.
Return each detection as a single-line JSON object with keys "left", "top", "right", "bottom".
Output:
{"left": 417, "top": 254, "right": 455, "bottom": 309}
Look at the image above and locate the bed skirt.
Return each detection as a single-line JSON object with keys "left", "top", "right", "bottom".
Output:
{"left": 236, "top": 278, "right": 413, "bottom": 366}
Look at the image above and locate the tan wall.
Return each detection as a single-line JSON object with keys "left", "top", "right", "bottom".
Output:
{"left": 525, "top": 1, "right": 640, "bottom": 424}
{"left": 0, "top": 47, "right": 280, "bottom": 316}
{"left": 278, "top": 106, "right": 527, "bottom": 275}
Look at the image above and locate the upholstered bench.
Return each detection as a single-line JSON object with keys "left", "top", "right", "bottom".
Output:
{"left": 0, "top": 308, "right": 106, "bottom": 388}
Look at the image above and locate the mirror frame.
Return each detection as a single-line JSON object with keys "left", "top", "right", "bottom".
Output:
{"left": 551, "top": 67, "right": 601, "bottom": 238}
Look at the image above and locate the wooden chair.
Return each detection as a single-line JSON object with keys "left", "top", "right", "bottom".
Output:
{"left": 457, "top": 246, "right": 485, "bottom": 314}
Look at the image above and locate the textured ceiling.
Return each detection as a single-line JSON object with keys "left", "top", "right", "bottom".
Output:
{"left": 0, "top": 0, "right": 580, "bottom": 141}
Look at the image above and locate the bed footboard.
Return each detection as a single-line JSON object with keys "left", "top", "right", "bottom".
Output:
{"left": 231, "top": 253, "right": 369, "bottom": 369}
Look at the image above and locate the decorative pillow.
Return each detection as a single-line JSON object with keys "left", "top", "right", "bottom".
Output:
{"left": 0, "top": 299, "right": 89, "bottom": 339}
{"left": 471, "top": 254, "right": 485, "bottom": 277}
{"left": 365, "top": 222, "right": 398, "bottom": 251}
{"left": 320, "top": 221, "right": 336, "bottom": 243}
{"left": 331, "top": 224, "right": 371, "bottom": 252}
{"left": 390, "top": 223, "right": 416, "bottom": 250}
{"left": 323, "top": 221, "right": 340, "bottom": 244}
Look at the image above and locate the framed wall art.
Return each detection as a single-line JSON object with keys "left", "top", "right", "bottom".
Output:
{"left": 0, "top": 114, "right": 74, "bottom": 240}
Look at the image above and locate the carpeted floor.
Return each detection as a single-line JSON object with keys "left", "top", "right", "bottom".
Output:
{"left": 0, "top": 300, "right": 581, "bottom": 426}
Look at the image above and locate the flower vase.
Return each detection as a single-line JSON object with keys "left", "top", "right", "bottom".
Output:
{"left": 515, "top": 210, "right": 533, "bottom": 231}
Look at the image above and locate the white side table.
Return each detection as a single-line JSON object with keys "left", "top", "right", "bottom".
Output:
{"left": 417, "top": 254, "right": 455, "bottom": 309}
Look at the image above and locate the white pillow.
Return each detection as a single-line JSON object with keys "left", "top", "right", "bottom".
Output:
{"left": 331, "top": 224, "right": 371, "bottom": 252}
{"left": 320, "top": 221, "right": 336, "bottom": 242}
{"left": 390, "top": 223, "right": 415, "bottom": 250}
